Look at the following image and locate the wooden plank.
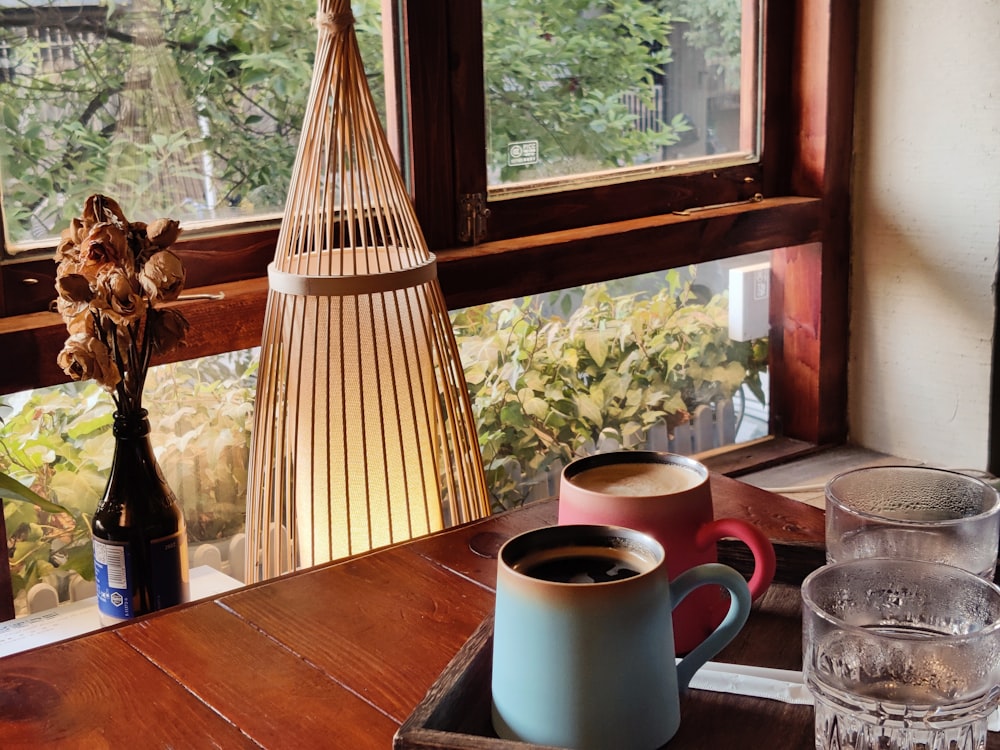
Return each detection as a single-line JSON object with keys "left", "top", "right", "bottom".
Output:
{"left": 0, "top": 227, "right": 277, "bottom": 318}
{"left": 118, "top": 600, "right": 399, "bottom": 750}
{"left": 0, "top": 198, "right": 820, "bottom": 397}
{"left": 0, "top": 276, "right": 267, "bottom": 396}
{"left": 219, "top": 545, "right": 496, "bottom": 724}
{"left": 402, "top": 0, "right": 456, "bottom": 248}
{"left": 481, "top": 165, "right": 765, "bottom": 243}
{"left": 767, "top": 0, "right": 857, "bottom": 446}
{"left": 0, "top": 630, "right": 259, "bottom": 748}
{"left": 700, "top": 435, "right": 821, "bottom": 476}
{"left": 711, "top": 473, "right": 825, "bottom": 545}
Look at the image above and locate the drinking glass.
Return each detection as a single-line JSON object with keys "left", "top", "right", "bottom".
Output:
{"left": 802, "top": 558, "right": 1000, "bottom": 750}
{"left": 825, "top": 465, "right": 1000, "bottom": 579}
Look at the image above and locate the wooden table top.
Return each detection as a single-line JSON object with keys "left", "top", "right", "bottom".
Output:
{"left": 0, "top": 475, "right": 994, "bottom": 749}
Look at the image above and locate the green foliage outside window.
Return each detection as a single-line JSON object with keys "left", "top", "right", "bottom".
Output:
{"left": 0, "top": 0, "right": 742, "bottom": 246}
{"left": 1, "top": 349, "right": 256, "bottom": 613}
{"left": 482, "top": 0, "right": 745, "bottom": 182}
{"left": 1, "top": 267, "right": 765, "bottom": 609}
{"left": 455, "top": 267, "right": 767, "bottom": 512}
{"left": 483, "top": 0, "right": 686, "bottom": 181}
{"left": 0, "top": 0, "right": 384, "bottom": 245}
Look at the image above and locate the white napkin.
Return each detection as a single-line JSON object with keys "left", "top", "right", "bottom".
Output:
{"left": 683, "top": 660, "right": 1000, "bottom": 733}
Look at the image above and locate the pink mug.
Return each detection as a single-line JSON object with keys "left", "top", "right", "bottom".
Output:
{"left": 558, "top": 450, "right": 776, "bottom": 654}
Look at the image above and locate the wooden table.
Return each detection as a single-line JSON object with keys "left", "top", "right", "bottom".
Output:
{"left": 0, "top": 476, "right": 993, "bottom": 749}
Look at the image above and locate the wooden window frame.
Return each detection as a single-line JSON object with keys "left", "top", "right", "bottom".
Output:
{"left": 0, "top": 0, "right": 858, "bottom": 474}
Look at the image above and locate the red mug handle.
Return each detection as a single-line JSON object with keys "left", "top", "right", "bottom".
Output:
{"left": 694, "top": 519, "right": 776, "bottom": 599}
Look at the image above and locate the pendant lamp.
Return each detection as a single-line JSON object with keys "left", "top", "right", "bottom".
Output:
{"left": 244, "top": 0, "right": 490, "bottom": 582}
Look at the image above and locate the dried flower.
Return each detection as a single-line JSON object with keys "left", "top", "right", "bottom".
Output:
{"left": 139, "top": 251, "right": 186, "bottom": 303}
{"left": 79, "top": 223, "right": 130, "bottom": 277}
{"left": 54, "top": 194, "right": 189, "bottom": 415}
{"left": 147, "top": 308, "right": 190, "bottom": 355}
{"left": 55, "top": 273, "right": 94, "bottom": 304}
{"left": 146, "top": 218, "right": 181, "bottom": 249}
{"left": 57, "top": 334, "right": 121, "bottom": 391}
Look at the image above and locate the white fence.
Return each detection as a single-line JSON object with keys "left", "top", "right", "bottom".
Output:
{"left": 503, "top": 398, "right": 737, "bottom": 504}
{"left": 23, "top": 533, "right": 247, "bottom": 615}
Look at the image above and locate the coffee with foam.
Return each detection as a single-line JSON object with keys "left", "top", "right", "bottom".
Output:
{"left": 569, "top": 461, "right": 702, "bottom": 496}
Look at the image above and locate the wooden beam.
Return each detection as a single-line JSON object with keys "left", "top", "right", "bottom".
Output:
{"left": 0, "top": 278, "right": 267, "bottom": 396}
{"left": 437, "top": 196, "right": 821, "bottom": 309}
{"left": 0, "top": 197, "right": 821, "bottom": 396}
{"left": 769, "top": 0, "right": 858, "bottom": 445}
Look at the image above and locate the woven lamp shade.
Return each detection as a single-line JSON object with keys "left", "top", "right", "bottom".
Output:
{"left": 244, "top": 0, "right": 490, "bottom": 582}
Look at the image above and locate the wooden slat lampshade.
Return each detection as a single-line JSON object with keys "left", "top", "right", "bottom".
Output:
{"left": 244, "top": 0, "right": 490, "bottom": 582}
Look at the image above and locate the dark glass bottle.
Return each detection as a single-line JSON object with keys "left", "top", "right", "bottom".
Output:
{"left": 92, "top": 409, "right": 189, "bottom": 625}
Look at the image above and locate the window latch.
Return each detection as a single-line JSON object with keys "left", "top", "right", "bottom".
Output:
{"left": 458, "top": 193, "right": 491, "bottom": 245}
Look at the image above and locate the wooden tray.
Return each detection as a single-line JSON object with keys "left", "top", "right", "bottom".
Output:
{"left": 393, "top": 614, "right": 561, "bottom": 750}
{"left": 394, "top": 536, "right": 826, "bottom": 750}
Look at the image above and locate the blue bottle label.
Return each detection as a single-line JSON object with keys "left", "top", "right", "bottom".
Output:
{"left": 94, "top": 531, "right": 188, "bottom": 621}
{"left": 93, "top": 538, "right": 134, "bottom": 622}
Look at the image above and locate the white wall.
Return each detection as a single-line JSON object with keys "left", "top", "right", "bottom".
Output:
{"left": 848, "top": 0, "right": 1000, "bottom": 470}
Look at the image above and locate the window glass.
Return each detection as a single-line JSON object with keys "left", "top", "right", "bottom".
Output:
{"left": 2, "top": 252, "right": 771, "bottom": 609}
{"left": 0, "top": 0, "right": 386, "bottom": 254}
{"left": 483, "top": 0, "right": 757, "bottom": 196}
{"left": 1, "top": 348, "right": 256, "bottom": 616}
{"left": 453, "top": 252, "right": 772, "bottom": 511}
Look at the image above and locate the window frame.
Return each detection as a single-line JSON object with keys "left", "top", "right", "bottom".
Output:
{"left": 0, "top": 0, "right": 859, "bottom": 471}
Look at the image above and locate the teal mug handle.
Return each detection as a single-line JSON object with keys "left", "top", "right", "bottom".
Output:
{"left": 670, "top": 563, "right": 752, "bottom": 689}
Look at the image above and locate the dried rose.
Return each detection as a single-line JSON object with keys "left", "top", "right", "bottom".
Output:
{"left": 78, "top": 222, "right": 130, "bottom": 280}
{"left": 57, "top": 333, "right": 121, "bottom": 391}
{"left": 146, "top": 218, "right": 181, "bottom": 249}
{"left": 54, "top": 295, "right": 91, "bottom": 330}
{"left": 55, "top": 273, "right": 94, "bottom": 304}
{"left": 82, "top": 194, "right": 127, "bottom": 230}
{"left": 139, "top": 250, "right": 186, "bottom": 302}
{"left": 146, "top": 307, "right": 189, "bottom": 355}
{"left": 94, "top": 267, "right": 147, "bottom": 326}
{"left": 61, "top": 305, "right": 96, "bottom": 337}
{"left": 69, "top": 216, "right": 89, "bottom": 244}
{"left": 55, "top": 238, "right": 78, "bottom": 265}
{"left": 53, "top": 194, "right": 189, "bottom": 409}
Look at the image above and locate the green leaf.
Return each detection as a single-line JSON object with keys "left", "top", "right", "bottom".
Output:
{"left": 0, "top": 473, "right": 71, "bottom": 515}
{"left": 49, "top": 469, "right": 106, "bottom": 511}
{"left": 60, "top": 544, "right": 96, "bottom": 581}
{"left": 584, "top": 332, "right": 608, "bottom": 367}
{"left": 575, "top": 394, "right": 604, "bottom": 428}
{"left": 524, "top": 396, "right": 550, "bottom": 420}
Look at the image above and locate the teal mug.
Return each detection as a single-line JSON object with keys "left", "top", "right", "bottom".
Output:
{"left": 491, "top": 524, "right": 752, "bottom": 750}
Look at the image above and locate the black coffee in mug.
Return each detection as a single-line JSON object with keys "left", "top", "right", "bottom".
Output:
{"left": 513, "top": 545, "right": 653, "bottom": 584}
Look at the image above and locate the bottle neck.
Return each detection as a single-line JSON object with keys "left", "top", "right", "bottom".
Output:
{"left": 112, "top": 409, "right": 151, "bottom": 440}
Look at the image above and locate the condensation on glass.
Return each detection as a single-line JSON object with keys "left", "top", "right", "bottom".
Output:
{"left": 483, "top": 0, "right": 760, "bottom": 198}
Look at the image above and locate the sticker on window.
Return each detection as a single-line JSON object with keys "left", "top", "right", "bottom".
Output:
{"left": 507, "top": 140, "right": 539, "bottom": 167}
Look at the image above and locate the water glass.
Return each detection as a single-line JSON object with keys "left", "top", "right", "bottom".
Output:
{"left": 825, "top": 465, "right": 1000, "bottom": 579}
{"left": 802, "top": 558, "right": 1000, "bottom": 750}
